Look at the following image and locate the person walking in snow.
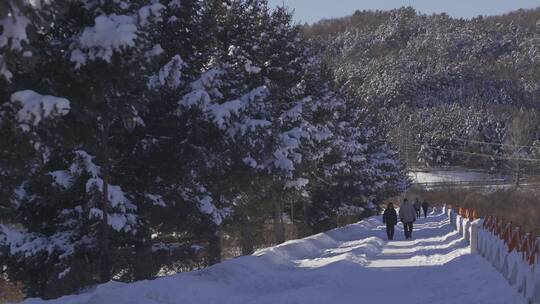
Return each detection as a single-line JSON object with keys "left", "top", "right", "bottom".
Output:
{"left": 399, "top": 198, "right": 416, "bottom": 239}
{"left": 414, "top": 198, "right": 422, "bottom": 218}
{"left": 422, "top": 200, "right": 429, "bottom": 218}
{"left": 382, "top": 203, "right": 398, "bottom": 240}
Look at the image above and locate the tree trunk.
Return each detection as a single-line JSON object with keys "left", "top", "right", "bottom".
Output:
{"left": 273, "top": 200, "right": 285, "bottom": 244}
{"left": 240, "top": 224, "right": 254, "bottom": 256}
{"left": 99, "top": 168, "right": 111, "bottom": 282}
{"left": 300, "top": 200, "right": 310, "bottom": 238}
{"left": 290, "top": 199, "right": 294, "bottom": 224}
{"left": 238, "top": 206, "right": 254, "bottom": 255}
{"left": 207, "top": 226, "right": 221, "bottom": 265}
{"left": 134, "top": 224, "right": 153, "bottom": 280}
{"left": 99, "top": 112, "right": 111, "bottom": 283}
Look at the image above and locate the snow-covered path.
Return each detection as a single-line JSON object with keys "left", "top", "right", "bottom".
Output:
{"left": 28, "top": 211, "right": 524, "bottom": 304}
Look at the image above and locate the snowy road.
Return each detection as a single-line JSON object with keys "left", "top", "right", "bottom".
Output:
{"left": 28, "top": 211, "right": 524, "bottom": 304}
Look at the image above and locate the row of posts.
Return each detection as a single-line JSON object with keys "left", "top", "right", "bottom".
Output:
{"left": 446, "top": 204, "right": 540, "bottom": 302}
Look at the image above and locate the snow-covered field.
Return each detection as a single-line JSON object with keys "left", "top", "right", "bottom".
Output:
{"left": 27, "top": 211, "right": 524, "bottom": 304}
{"left": 410, "top": 170, "right": 510, "bottom": 184}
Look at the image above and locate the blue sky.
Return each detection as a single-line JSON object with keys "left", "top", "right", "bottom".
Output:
{"left": 267, "top": 0, "right": 540, "bottom": 24}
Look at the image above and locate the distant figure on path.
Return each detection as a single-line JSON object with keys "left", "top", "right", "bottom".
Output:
{"left": 399, "top": 198, "right": 416, "bottom": 239}
{"left": 414, "top": 198, "right": 422, "bottom": 218}
{"left": 382, "top": 203, "right": 398, "bottom": 240}
{"left": 422, "top": 200, "right": 429, "bottom": 218}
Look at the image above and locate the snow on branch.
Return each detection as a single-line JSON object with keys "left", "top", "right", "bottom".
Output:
{"left": 0, "top": 3, "right": 31, "bottom": 81}
{"left": 272, "top": 127, "right": 309, "bottom": 173}
{"left": 10, "top": 90, "right": 70, "bottom": 130}
{"left": 70, "top": 3, "right": 165, "bottom": 68}
{"left": 49, "top": 150, "right": 137, "bottom": 233}
{"left": 146, "top": 194, "right": 166, "bottom": 207}
{"left": 210, "top": 86, "right": 269, "bottom": 130}
{"left": 0, "top": 54, "right": 12, "bottom": 80}
{"left": 0, "top": 6, "right": 30, "bottom": 51}
{"left": 181, "top": 184, "right": 230, "bottom": 225}
{"left": 180, "top": 79, "right": 270, "bottom": 131}
{"left": 72, "top": 14, "right": 137, "bottom": 67}
{"left": 138, "top": 3, "right": 165, "bottom": 26}
{"left": 0, "top": 224, "right": 74, "bottom": 259}
{"left": 284, "top": 178, "right": 309, "bottom": 190}
{"left": 148, "top": 55, "right": 185, "bottom": 89}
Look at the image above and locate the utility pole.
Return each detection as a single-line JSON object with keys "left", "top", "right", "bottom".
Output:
{"left": 406, "top": 123, "right": 410, "bottom": 168}
{"left": 515, "top": 147, "right": 522, "bottom": 187}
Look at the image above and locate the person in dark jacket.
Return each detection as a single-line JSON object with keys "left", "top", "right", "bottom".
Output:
{"left": 422, "top": 200, "right": 429, "bottom": 218}
{"left": 382, "top": 203, "right": 398, "bottom": 240}
{"left": 414, "top": 198, "right": 422, "bottom": 218}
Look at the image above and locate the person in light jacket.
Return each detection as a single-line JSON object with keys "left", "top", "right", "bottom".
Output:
{"left": 399, "top": 198, "right": 416, "bottom": 239}
{"left": 382, "top": 203, "right": 398, "bottom": 240}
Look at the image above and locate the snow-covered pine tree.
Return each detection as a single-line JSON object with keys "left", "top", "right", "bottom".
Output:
{"left": 166, "top": 0, "right": 305, "bottom": 252}
{"left": 306, "top": 102, "right": 410, "bottom": 232}
{"left": 1, "top": 0, "right": 166, "bottom": 297}
{"left": 0, "top": 2, "right": 72, "bottom": 295}
{"left": 0, "top": 0, "right": 51, "bottom": 220}
{"left": 126, "top": 0, "right": 227, "bottom": 273}
{"left": 176, "top": 1, "right": 409, "bottom": 246}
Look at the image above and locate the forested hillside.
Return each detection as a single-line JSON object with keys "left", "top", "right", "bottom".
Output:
{"left": 0, "top": 0, "right": 408, "bottom": 299}
{"left": 306, "top": 7, "right": 540, "bottom": 173}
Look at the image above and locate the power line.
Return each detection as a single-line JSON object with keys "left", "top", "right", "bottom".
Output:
{"left": 441, "top": 137, "right": 538, "bottom": 150}
{"left": 396, "top": 134, "right": 538, "bottom": 150}
{"left": 394, "top": 136, "right": 540, "bottom": 161}
{"left": 424, "top": 145, "right": 540, "bottom": 162}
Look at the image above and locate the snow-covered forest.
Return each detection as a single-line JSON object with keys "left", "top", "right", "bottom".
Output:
{"left": 307, "top": 7, "right": 540, "bottom": 172}
{"left": 0, "top": 0, "right": 409, "bottom": 299}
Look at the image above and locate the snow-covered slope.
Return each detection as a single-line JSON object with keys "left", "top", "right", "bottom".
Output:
{"left": 27, "top": 211, "right": 525, "bottom": 304}
{"left": 410, "top": 170, "right": 510, "bottom": 184}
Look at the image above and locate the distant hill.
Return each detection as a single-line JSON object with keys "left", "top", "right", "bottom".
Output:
{"left": 304, "top": 7, "right": 540, "bottom": 169}
{"left": 486, "top": 7, "right": 540, "bottom": 30}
